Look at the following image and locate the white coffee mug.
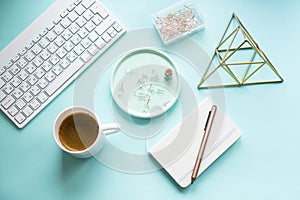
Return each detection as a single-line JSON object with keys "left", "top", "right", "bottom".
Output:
{"left": 53, "top": 106, "right": 119, "bottom": 158}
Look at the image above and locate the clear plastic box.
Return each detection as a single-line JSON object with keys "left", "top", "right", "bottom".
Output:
{"left": 152, "top": 0, "right": 205, "bottom": 45}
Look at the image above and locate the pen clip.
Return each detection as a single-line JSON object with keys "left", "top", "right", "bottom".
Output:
{"left": 204, "top": 111, "right": 211, "bottom": 131}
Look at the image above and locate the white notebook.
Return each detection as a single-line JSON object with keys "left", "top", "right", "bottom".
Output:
{"left": 149, "top": 98, "right": 241, "bottom": 188}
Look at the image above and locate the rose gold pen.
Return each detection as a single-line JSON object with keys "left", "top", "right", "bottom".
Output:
{"left": 191, "top": 105, "right": 217, "bottom": 184}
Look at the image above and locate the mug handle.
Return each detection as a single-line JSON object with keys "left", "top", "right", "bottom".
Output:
{"left": 102, "top": 123, "right": 120, "bottom": 135}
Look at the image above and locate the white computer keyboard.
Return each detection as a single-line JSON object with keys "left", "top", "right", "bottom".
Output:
{"left": 0, "top": 0, "right": 126, "bottom": 128}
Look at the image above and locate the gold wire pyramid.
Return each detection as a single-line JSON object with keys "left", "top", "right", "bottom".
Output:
{"left": 198, "top": 13, "right": 284, "bottom": 89}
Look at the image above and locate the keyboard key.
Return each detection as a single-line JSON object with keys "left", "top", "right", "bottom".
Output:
{"left": 0, "top": 79, "right": 5, "bottom": 88}
{"left": 85, "top": 21, "right": 96, "bottom": 32}
{"left": 53, "top": 24, "right": 64, "bottom": 35}
{"left": 70, "top": 35, "right": 81, "bottom": 45}
{"left": 1, "top": 96, "right": 15, "bottom": 109}
{"left": 69, "top": 23, "right": 80, "bottom": 34}
{"left": 56, "top": 48, "right": 67, "bottom": 58}
{"left": 66, "top": 51, "right": 77, "bottom": 62}
{"left": 19, "top": 82, "right": 30, "bottom": 92}
{"left": 45, "top": 71, "right": 56, "bottom": 82}
{"left": 16, "top": 99, "right": 26, "bottom": 109}
{"left": 40, "top": 38, "right": 50, "bottom": 48}
{"left": 45, "top": 59, "right": 84, "bottom": 96}
{"left": 34, "top": 35, "right": 41, "bottom": 43}
{"left": 24, "top": 51, "right": 35, "bottom": 61}
{"left": 30, "top": 85, "right": 41, "bottom": 96}
{"left": 41, "top": 29, "right": 48, "bottom": 36}
{"left": 12, "top": 88, "right": 23, "bottom": 99}
{"left": 76, "top": 16, "right": 87, "bottom": 27}
{"left": 95, "top": 16, "right": 114, "bottom": 35}
{"left": 7, "top": 105, "right": 18, "bottom": 116}
{"left": 32, "top": 44, "right": 42, "bottom": 55}
{"left": 61, "top": 18, "right": 72, "bottom": 29}
{"left": 0, "top": 90, "right": 6, "bottom": 101}
{"left": 60, "top": 9, "right": 69, "bottom": 18}
{"left": 107, "top": 27, "right": 114, "bottom": 35}
{"left": 88, "top": 31, "right": 98, "bottom": 42}
{"left": 61, "top": 29, "right": 72, "bottom": 40}
{"left": 42, "top": 62, "right": 52, "bottom": 72}
{"left": 63, "top": 42, "right": 74, "bottom": 52}
{"left": 27, "top": 41, "right": 34, "bottom": 49}
{"left": 68, "top": 3, "right": 76, "bottom": 12}
{"left": 83, "top": 9, "right": 93, "bottom": 21}
{"left": 52, "top": 66, "right": 63, "bottom": 75}
{"left": 49, "top": 55, "right": 60, "bottom": 65}
{"left": 3, "top": 84, "right": 14, "bottom": 94}
{"left": 29, "top": 99, "right": 40, "bottom": 109}
{"left": 74, "top": 44, "right": 85, "bottom": 55}
{"left": 25, "top": 63, "right": 37, "bottom": 74}
{"left": 40, "top": 50, "right": 51, "bottom": 60}
{"left": 7, "top": 61, "right": 13, "bottom": 68}
{"left": 68, "top": 11, "right": 79, "bottom": 22}
{"left": 88, "top": 44, "right": 99, "bottom": 55}
{"left": 78, "top": 28, "right": 89, "bottom": 38}
{"left": 54, "top": 36, "right": 65, "bottom": 47}
{"left": 23, "top": 106, "right": 33, "bottom": 117}
{"left": 15, "top": 113, "right": 26, "bottom": 124}
{"left": 34, "top": 68, "right": 46, "bottom": 79}
{"left": 90, "top": 3, "right": 108, "bottom": 19}
{"left": 81, "top": 51, "right": 91, "bottom": 62}
{"left": 37, "top": 78, "right": 48, "bottom": 89}
{"left": 92, "top": 14, "right": 102, "bottom": 25}
{"left": 12, "top": 55, "right": 20, "bottom": 62}
{"left": 0, "top": 66, "right": 6, "bottom": 75}
{"left": 53, "top": 15, "right": 62, "bottom": 24}
{"left": 82, "top": 38, "right": 92, "bottom": 48}
{"left": 23, "top": 92, "right": 33, "bottom": 102}
{"left": 10, "top": 77, "right": 22, "bottom": 87}
{"left": 47, "top": 22, "right": 55, "bottom": 30}
{"left": 110, "top": 30, "right": 117, "bottom": 38}
{"left": 2, "top": 72, "right": 13, "bottom": 82}
{"left": 75, "top": 4, "right": 85, "bottom": 15}
{"left": 33, "top": 57, "right": 43, "bottom": 67}
{"left": 37, "top": 92, "right": 48, "bottom": 103}
{"left": 27, "top": 75, "right": 38, "bottom": 85}
{"left": 17, "top": 58, "right": 27, "bottom": 68}
{"left": 102, "top": 32, "right": 111, "bottom": 43}
{"left": 18, "top": 70, "right": 29, "bottom": 81}
{"left": 60, "top": 59, "right": 70, "bottom": 69}
{"left": 74, "top": 0, "right": 82, "bottom": 5}
{"left": 82, "top": 0, "right": 95, "bottom": 9}
{"left": 46, "top": 31, "right": 57, "bottom": 42}
{"left": 20, "top": 48, "right": 27, "bottom": 55}
{"left": 47, "top": 43, "right": 58, "bottom": 54}
{"left": 10, "top": 65, "right": 21, "bottom": 75}
{"left": 94, "top": 38, "right": 106, "bottom": 49}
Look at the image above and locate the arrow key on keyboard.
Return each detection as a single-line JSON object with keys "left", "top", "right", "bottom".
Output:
{"left": 81, "top": 51, "right": 91, "bottom": 62}
{"left": 37, "top": 92, "right": 48, "bottom": 103}
{"left": 15, "top": 113, "right": 26, "bottom": 124}
{"left": 23, "top": 106, "right": 33, "bottom": 117}
{"left": 29, "top": 99, "right": 41, "bottom": 110}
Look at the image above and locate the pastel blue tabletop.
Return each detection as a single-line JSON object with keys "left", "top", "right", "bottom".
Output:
{"left": 1, "top": 0, "right": 300, "bottom": 200}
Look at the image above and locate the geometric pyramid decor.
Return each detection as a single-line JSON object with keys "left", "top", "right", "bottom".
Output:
{"left": 198, "top": 13, "right": 284, "bottom": 89}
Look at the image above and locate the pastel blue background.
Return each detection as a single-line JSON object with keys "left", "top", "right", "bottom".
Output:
{"left": 1, "top": 0, "right": 299, "bottom": 199}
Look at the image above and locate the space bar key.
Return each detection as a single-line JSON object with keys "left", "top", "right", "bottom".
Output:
{"left": 45, "top": 59, "right": 84, "bottom": 96}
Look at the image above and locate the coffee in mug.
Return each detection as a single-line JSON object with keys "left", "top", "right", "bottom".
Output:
{"left": 53, "top": 106, "right": 120, "bottom": 158}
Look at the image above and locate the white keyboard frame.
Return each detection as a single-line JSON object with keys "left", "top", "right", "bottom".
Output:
{"left": 0, "top": 0, "right": 126, "bottom": 128}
